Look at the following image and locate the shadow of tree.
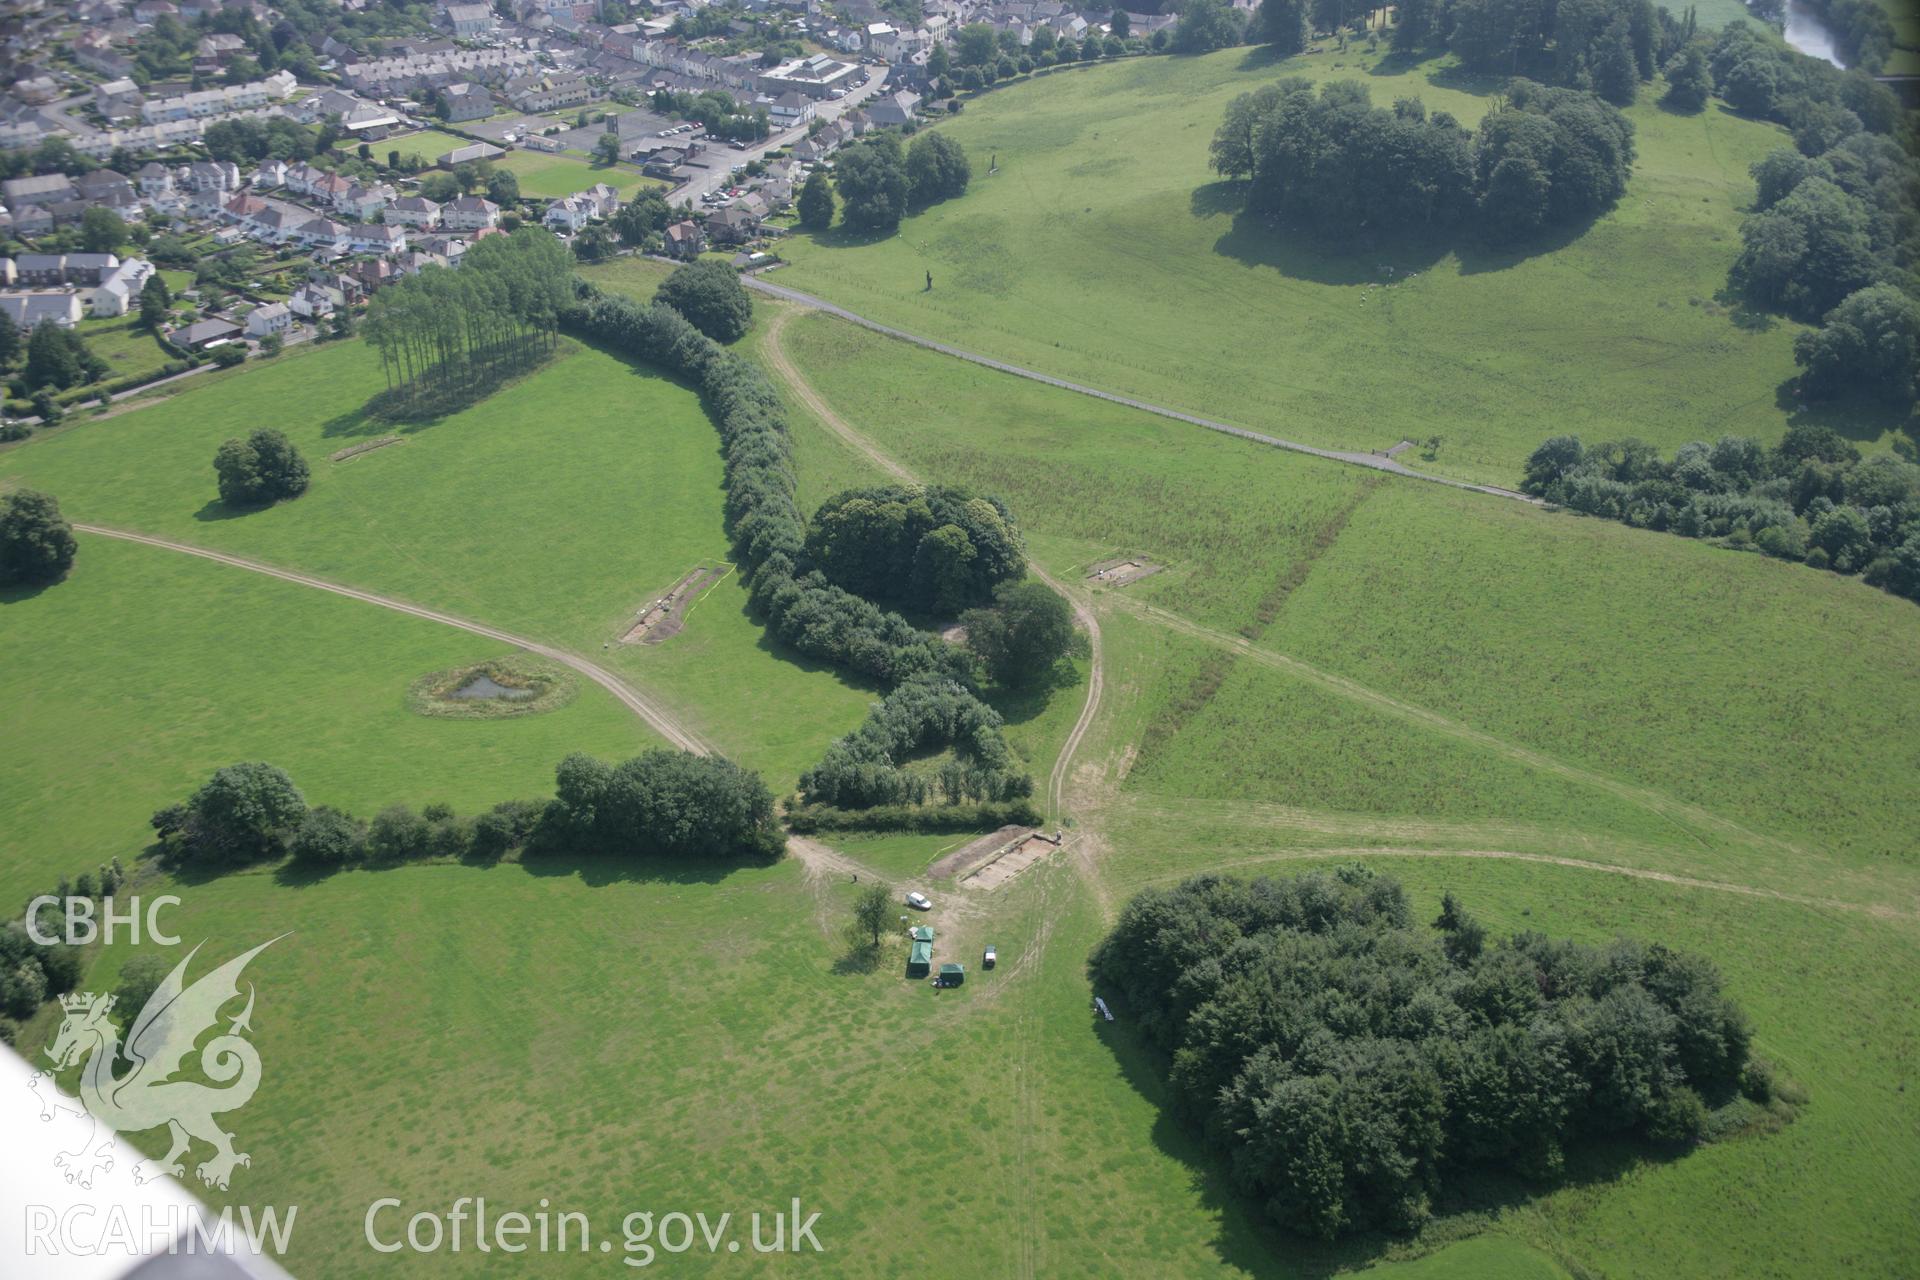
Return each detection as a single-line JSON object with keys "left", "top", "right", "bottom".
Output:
{"left": 0, "top": 577, "right": 64, "bottom": 607}
{"left": 1209, "top": 207, "right": 1451, "bottom": 285}
{"left": 1775, "top": 378, "right": 1919, "bottom": 446}
{"left": 831, "top": 941, "right": 883, "bottom": 976}
{"left": 1712, "top": 285, "right": 1778, "bottom": 333}
{"left": 1190, "top": 179, "right": 1245, "bottom": 220}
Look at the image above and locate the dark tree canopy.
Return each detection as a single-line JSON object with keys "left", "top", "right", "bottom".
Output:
{"left": 1521, "top": 427, "right": 1920, "bottom": 598}
{"left": 805, "top": 484, "right": 1026, "bottom": 615}
{"left": 834, "top": 134, "right": 911, "bottom": 233}
{"left": 655, "top": 259, "right": 753, "bottom": 343}
{"left": 797, "top": 169, "right": 835, "bottom": 230}
{"left": 961, "top": 580, "right": 1075, "bottom": 688}
{"left": 543, "top": 749, "right": 783, "bottom": 860}
{"left": 1091, "top": 870, "right": 1765, "bottom": 1241}
{"left": 155, "top": 762, "right": 309, "bottom": 867}
{"left": 1212, "top": 79, "right": 1632, "bottom": 245}
{"left": 1792, "top": 284, "right": 1919, "bottom": 405}
{"left": 906, "top": 131, "right": 971, "bottom": 206}
{"left": 214, "top": 428, "right": 310, "bottom": 507}
{"left": 0, "top": 489, "right": 78, "bottom": 586}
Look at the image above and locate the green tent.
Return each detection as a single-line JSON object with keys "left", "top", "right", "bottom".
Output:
{"left": 908, "top": 931, "right": 933, "bottom": 978}
{"left": 937, "top": 963, "right": 965, "bottom": 987}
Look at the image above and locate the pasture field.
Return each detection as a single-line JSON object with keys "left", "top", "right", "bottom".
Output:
{"left": 0, "top": 535, "right": 655, "bottom": 903}
{"left": 770, "top": 48, "right": 1900, "bottom": 486}
{"left": 772, "top": 307, "right": 1920, "bottom": 894}
{"left": 0, "top": 337, "right": 877, "bottom": 786}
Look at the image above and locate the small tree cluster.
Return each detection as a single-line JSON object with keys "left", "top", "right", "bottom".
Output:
{"left": 152, "top": 761, "right": 308, "bottom": 868}
{"left": 0, "top": 488, "right": 78, "bottom": 586}
{"left": 1, "top": 861, "right": 125, "bottom": 1027}
{"left": 798, "top": 676, "right": 1034, "bottom": 808}
{"left": 543, "top": 750, "right": 784, "bottom": 860}
{"left": 654, "top": 259, "right": 753, "bottom": 344}
{"left": 833, "top": 134, "right": 911, "bottom": 233}
{"left": 906, "top": 132, "right": 971, "bottom": 207}
{"left": 1091, "top": 869, "right": 1767, "bottom": 1240}
{"left": 1522, "top": 425, "right": 1920, "bottom": 599}
{"left": 805, "top": 484, "right": 1025, "bottom": 615}
{"left": 214, "top": 428, "right": 310, "bottom": 507}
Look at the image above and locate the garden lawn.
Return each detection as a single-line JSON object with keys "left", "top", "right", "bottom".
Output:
{"left": 771, "top": 48, "right": 1892, "bottom": 486}
{"left": 74, "top": 315, "right": 172, "bottom": 387}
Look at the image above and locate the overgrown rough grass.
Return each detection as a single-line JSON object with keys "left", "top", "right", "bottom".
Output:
{"left": 772, "top": 48, "right": 1900, "bottom": 485}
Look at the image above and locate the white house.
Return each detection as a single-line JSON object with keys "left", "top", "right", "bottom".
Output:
{"left": 90, "top": 258, "right": 155, "bottom": 317}
{"left": 244, "top": 301, "right": 293, "bottom": 337}
{"left": 0, "top": 291, "right": 84, "bottom": 331}
{"left": 384, "top": 195, "right": 442, "bottom": 229}
{"left": 441, "top": 195, "right": 499, "bottom": 232}
{"left": 542, "top": 195, "right": 594, "bottom": 233}
{"left": 288, "top": 283, "right": 339, "bottom": 319}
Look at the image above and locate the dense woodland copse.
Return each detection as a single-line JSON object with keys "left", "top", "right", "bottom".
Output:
{"left": 805, "top": 484, "right": 1025, "bottom": 615}
{"left": 1523, "top": 425, "right": 1920, "bottom": 599}
{"left": 1091, "top": 869, "right": 1780, "bottom": 1241}
{"left": 1211, "top": 78, "right": 1634, "bottom": 242}
{"left": 564, "top": 284, "right": 1036, "bottom": 815}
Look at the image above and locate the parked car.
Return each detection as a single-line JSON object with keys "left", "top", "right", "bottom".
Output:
{"left": 905, "top": 892, "right": 932, "bottom": 911}
{"left": 983, "top": 945, "right": 996, "bottom": 969}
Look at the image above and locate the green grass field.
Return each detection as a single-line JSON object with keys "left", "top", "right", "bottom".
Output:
{"left": 494, "top": 149, "right": 660, "bottom": 200}
{"left": 0, "top": 338, "right": 874, "bottom": 786}
{"left": 771, "top": 48, "right": 1904, "bottom": 486}
{"left": 0, "top": 536, "right": 655, "bottom": 903}
{"left": 3, "top": 73, "right": 1918, "bottom": 1278}
{"left": 75, "top": 314, "right": 172, "bottom": 387}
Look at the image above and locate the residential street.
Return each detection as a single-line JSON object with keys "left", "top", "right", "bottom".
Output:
{"left": 668, "top": 66, "right": 889, "bottom": 209}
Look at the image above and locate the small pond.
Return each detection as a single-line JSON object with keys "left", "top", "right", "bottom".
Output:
{"left": 449, "top": 673, "right": 537, "bottom": 701}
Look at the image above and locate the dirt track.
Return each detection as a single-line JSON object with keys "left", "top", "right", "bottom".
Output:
{"left": 762, "top": 309, "right": 1108, "bottom": 824}
{"left": 73, "top": 524, "right": 710, "bottom": 755}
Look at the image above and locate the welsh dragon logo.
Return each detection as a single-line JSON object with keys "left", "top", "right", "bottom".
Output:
{"left": 30, "top": 937, "right": 284, "bottom": 1191}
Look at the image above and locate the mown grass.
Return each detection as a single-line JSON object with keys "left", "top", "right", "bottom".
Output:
{"left": 0, "top": 336, "right": 876, "bottom": 786}
{"left": 0, "top": 536, "right": 654, "bottom": 902}
{"left": 494, "top": 149, "right": 660, "bottom": 200}
{"left": 770, "top": 48, "right": 1899, "bottom": 485}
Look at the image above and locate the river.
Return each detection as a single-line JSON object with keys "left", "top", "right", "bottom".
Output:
{"left": 1782, "top": 0, "right": 1847, "bottom": 67}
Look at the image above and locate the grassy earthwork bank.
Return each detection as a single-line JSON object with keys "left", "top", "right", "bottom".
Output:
{"left": 771, "top": 46, "right": 1904, "bottom": 486}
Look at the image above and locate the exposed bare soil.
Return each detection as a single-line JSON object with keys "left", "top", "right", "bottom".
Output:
{"left": 620, "top": 565, "right": 724, "bottom": 645}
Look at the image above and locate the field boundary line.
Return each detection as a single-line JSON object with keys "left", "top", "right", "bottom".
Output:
{"left": 72, "top": 523, "right": 711, "bottom": 755}
{"left": 745, "top": 276, "right": 1541, "bottom": 504}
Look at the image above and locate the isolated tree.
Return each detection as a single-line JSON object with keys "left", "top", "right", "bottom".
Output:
{"left": 655, "top": 259, "right": 753, "bottom": 343}
{"left": 164, "top": 762, "right": 308, "bottom": 866}
{"left": 849, "top": 883, "right": 893, "bottom": 950}
{"left": 573, "top": 223, "right": 616, "bottom": 261}
{"left": 1109, "top": 8, "right": 1132, "bottom": 37}
{"left": 487, "top": 169, "right": 521, "bottom": 204}
{"left": 962, "top": 580, "right": 1073, "bottom": 687}
{"left": 1793, "top": 284, "right": 1920, "bottom": 404}
{"left": 139, "top": 274, "right": 172, "bottom": 331}
{"left": 80, "top": 206, "right": 128, "bottom": 254}
{"left": 613, "top": 192, "right": 670, "bottom": 245}
{"left": 113, "top": 953, "right": 173, "bottom": 1018}
{"left": 906, "top": 131, "right": 971, "bottom": 205}
{"left": 0, "top": 488, "right": 78, "bottom": 586}
{"left": 797, "top": 169, "right": 835, "bottom": 230}
{"left": 24, "top": 324, "right": 103, "bottom": 391}
{"left": 593, "top": 132, "right": 622, "bottom": 166}
{"left": 1661, "top": 47, "right": 1712, "bottom": 113}
{"left": 0, "top": 310, "right": 18, "bottom": 365}
{"left": 927, "top": 40, "right": 951, "bottom": 80}
{"left": 1173, "top": 0, "right": 1242, "bottom": 53}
